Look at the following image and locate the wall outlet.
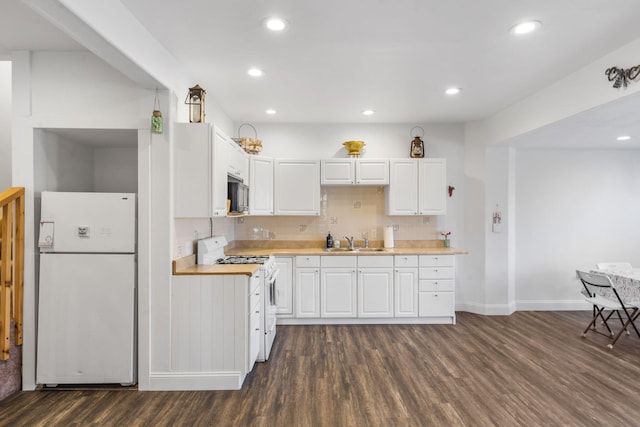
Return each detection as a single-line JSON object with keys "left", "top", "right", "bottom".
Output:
{"left": 422, "top": 216, "right": 430, "bottom": 224}
{"left": 330, "top": 216, "right": 338, "bottom": 224}
{"left": 237, "top": 217, "right": 244, "bottom": 224}
{"left": 370, "top": 228, "right": 377, "bottom": 238}
{"left": 353, "top": 201, "right": 362, "bottom": 209}
{"left": 393, "top": 225, "right": 399, "bottom": 231}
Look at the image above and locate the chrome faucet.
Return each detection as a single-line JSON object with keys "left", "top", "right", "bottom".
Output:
{"left": 344, "top": 236, "right": 355, "bottom": 250}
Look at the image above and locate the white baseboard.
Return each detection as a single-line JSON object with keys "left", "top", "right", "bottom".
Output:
{"left": 515, "top": 300, "right": 590, "bottom": 311}
{"left": 144, "top": 371, "right": 243, "bottom": 391}
{"left": 456, "top": 300, "right": 590, "bottom": 314}
{"left": 277, "top": 317, "right": 455, "bottom": 325}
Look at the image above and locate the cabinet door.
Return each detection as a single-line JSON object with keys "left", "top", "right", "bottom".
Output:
{"left": 249, "top": 156, "right": 274, "bottom": 215}
{"left": 418, "top": 292, "right": 454, "bottom": 317}
{"left": 356, "top": 159, "right": 389, "bottom": 185}
{"left": 419, "top": 158, "right": 447, "bottom": 215}
{"left": 385, "top": 159, "right": 418, "bottom": 215}
{"left": 295, "top": 268, "right": 320, "bottom": 318}
{"left": 274, "top": 160, "right": 320, "bottom": 215}
{"left": 358, "top": 268, "right": 394, "bottom": 318}
{"left": 394, "top": 268, "right": 418, "bottom": 317}
{"left": 321, "top": 159, "right": 355, "bottom": 185}
{"left": 212, "top": 126, "right": 230, "bottom": 217}
{"left": 321, "top": 268, "right": 357, "bottom": 318}
{"left": 274, "top": 257, "right": 293, "bottom": 315}
{"left": 174, "top": 123, "right": 211, "bottom": 217}
{"left": 228, "top": 140, "right": 249, "bottom": 182}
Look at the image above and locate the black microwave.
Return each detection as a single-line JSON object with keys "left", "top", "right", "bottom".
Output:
{"left": 228, "top": 176, "right": 249, "bottom": 213}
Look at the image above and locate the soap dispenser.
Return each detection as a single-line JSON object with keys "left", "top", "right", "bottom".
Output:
{"left": 326, "top": 231, "right": 334, "bottom": 249}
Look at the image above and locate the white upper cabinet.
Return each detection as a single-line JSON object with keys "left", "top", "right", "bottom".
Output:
{"left": 249, "top": 156, "right": 274, "bottom": 216}
{"left": 174, "top": 123, "right": 211, "bottom": 218}
{"left": 356, "top": 159, "right": 389, "bottom": 185}
{"left": 385, "top": 158, "right": 446, "bottom": 216}
{"left": 385, "top": 159, "right": 419, "bottom": 215}
{"left": 211, "top": 126, "right": 231, "bottom": 217}
{"left": 321, "top": 159, "right": 354, "bottom": 185}
{"left": 321, "top": 159, "right": 389, "bottom": 185}
{"left": 274, "top": 159, "right": 320, "bottom": 215}
{"left": 419, "top": 158, "right": 446, "bottom": 215}
{"left": 174, "top": 123, "right": 227, "bottom": 218}
{"left": 227, "top": 139, "right": 249, "bottom": 182}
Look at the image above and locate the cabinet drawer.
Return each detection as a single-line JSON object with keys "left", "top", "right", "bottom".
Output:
{"left": 419, "top": 255, "right": 454, "bottom": 267}
{"left": 419, "top": 267, "right": 454, "bottom": 279}
{"left": 418, "top": 292, "right": 454, "bottom": 317}
{"left": 358, "top": 255, "right": 393, "bottom": 268}
{"left": 322, "top": 256, "right": 357, "bottom": 268}
{"left": 296, "top": 255, "right": 321, "bottom": 268}
{"left": 394, "top": 255, "right": 418, "bottom": 268}
{"left": 419, "top": 279, "right": 454, "bottom": 292}
{"left": 250, "top": 288, "right": 261, "bottom": 313}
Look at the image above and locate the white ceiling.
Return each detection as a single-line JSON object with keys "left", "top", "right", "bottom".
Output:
{"left": 3, "top": 0, "right": 640, "bottom": 148}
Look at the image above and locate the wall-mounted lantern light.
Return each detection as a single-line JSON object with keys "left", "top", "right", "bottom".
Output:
{"left": 185, "top": 84, "right": 206, "bottom": 123}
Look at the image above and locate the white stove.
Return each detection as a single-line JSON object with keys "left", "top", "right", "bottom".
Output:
{"left": 197, "top": 236, "right": 278, "bottom": 362}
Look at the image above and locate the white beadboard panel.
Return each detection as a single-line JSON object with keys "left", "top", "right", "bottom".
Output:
{"left": 170, "top": 274, "right": 250, "bottom": 376}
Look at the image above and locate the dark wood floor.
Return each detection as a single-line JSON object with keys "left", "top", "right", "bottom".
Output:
{"left": 1, "top": 311, "right": 640, "bottom": 426}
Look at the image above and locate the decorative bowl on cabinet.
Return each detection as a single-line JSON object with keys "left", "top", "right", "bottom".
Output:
{"left": 343, "top": 141, "right": 365, "bottom": 157}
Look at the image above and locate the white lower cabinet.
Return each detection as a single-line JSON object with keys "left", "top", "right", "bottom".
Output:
{"left": 295, "top": 256, "right": 321, "bottom": 318}
{"left": 274, "top": 257, "right": 293, "bottom": 316}
{"left": 358, "top": 256, "right": 394, "bottom": 318}
{"left": 394, "top": 255, "right": 419, "bottom": 317}
{"left": 169, "top": 273, "right": 259, "bottom": 389}
{"left": 285, "top": 254, "right": 455, "bottom": 324}
{"left": 321, "top": 256, "right": 357, "bottom": 318}
{"left": 418, "top": 255, "right": 455, "bottom": 320}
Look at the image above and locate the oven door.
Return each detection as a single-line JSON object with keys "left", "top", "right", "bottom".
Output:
{"left": 263, "top": 267, "right": 279, "bottom": 360}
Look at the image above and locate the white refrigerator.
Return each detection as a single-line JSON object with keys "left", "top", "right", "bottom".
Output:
{"left": 37, "top": 191, "right": 137, "bottom": 386}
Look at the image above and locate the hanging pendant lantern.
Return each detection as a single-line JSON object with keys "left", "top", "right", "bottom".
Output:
{"left": 410, "top": 126, "right": 425, "bottom": 158}
{"left": 185, "top": 84, "right": 206, "bottom": 123}
{"left": 151, "top": 88, "right": 163, "bottom": 134}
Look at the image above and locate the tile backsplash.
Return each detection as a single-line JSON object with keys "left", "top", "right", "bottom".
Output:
{"left": 235, "top": 186, "right": 441, "bottom": 242}
{"left": 174, "top": 187, "right": 444, "bottom": 258}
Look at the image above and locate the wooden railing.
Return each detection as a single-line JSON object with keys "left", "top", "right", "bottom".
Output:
{"left": 0, "top": 187, "right": 25, "bottom": 361}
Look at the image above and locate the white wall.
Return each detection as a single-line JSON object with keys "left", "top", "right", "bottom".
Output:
{"left": 34, "top": 130, "right": 95, "bottom": 193}
{"left": 462, "top": 36, "right": 640, "bottom": 315}
{"left": 13, "top": 51, "right": 167, "bottom": 391}
{"left": 0, "top": 61, "right": 11, "bottom": 190}
{"left": 93, "top": 146, "right": 138, "bottom": 193}
{"left": 515, "top": 149, "right": 640, "bottom": 309}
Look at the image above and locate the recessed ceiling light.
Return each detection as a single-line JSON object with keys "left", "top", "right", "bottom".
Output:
{"left": 362, "top": 109, "right": 375, "bottom": 116}
{"left": 264, "top": 17, "right": 287, "bottom": 31}
{"left": 247, "top": 68, "right": 263, "bottom": 77}
{"left": 265, "top": 109, "right": 277, "bottom": 115}
{"left": 510, "top": 20, "right": 542, "bottom": 35}
{"left": 445, "top": 87, "right": 461, "bottom": 95}
{"left": 617, "top": 135, "right": 631, "bottom": 141}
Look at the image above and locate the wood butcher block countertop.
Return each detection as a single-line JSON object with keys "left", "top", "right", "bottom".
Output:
{"left": 173, "top": 255, "right": 260, "bottom": 276}
{"left": 225, "top": 247, "right": 468, "bottom": 256}
{"left": 173, "top": 240, "right": 468, "bottom": 275}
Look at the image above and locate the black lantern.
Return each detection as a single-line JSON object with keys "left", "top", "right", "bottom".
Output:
{"left": 185, "top": 84, "right": 206, "bottom": 123}
{"left": 410, "top": 126, "right": 425, "bottom": 158}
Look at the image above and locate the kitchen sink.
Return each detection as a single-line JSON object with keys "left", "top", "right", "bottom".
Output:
{"left": 324, "top": 247, "right": 386, "bottom": 252}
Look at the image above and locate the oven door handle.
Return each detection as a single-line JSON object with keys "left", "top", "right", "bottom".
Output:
{"left": 268, "top": 268, "right": 280, "bottom": 306}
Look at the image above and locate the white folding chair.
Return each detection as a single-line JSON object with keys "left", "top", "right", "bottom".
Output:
{"left": 577, "top": 270, "right": 640, "bottom": 349}
{"left": 595, "top": 262, "right": 633, "bottom": 271}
